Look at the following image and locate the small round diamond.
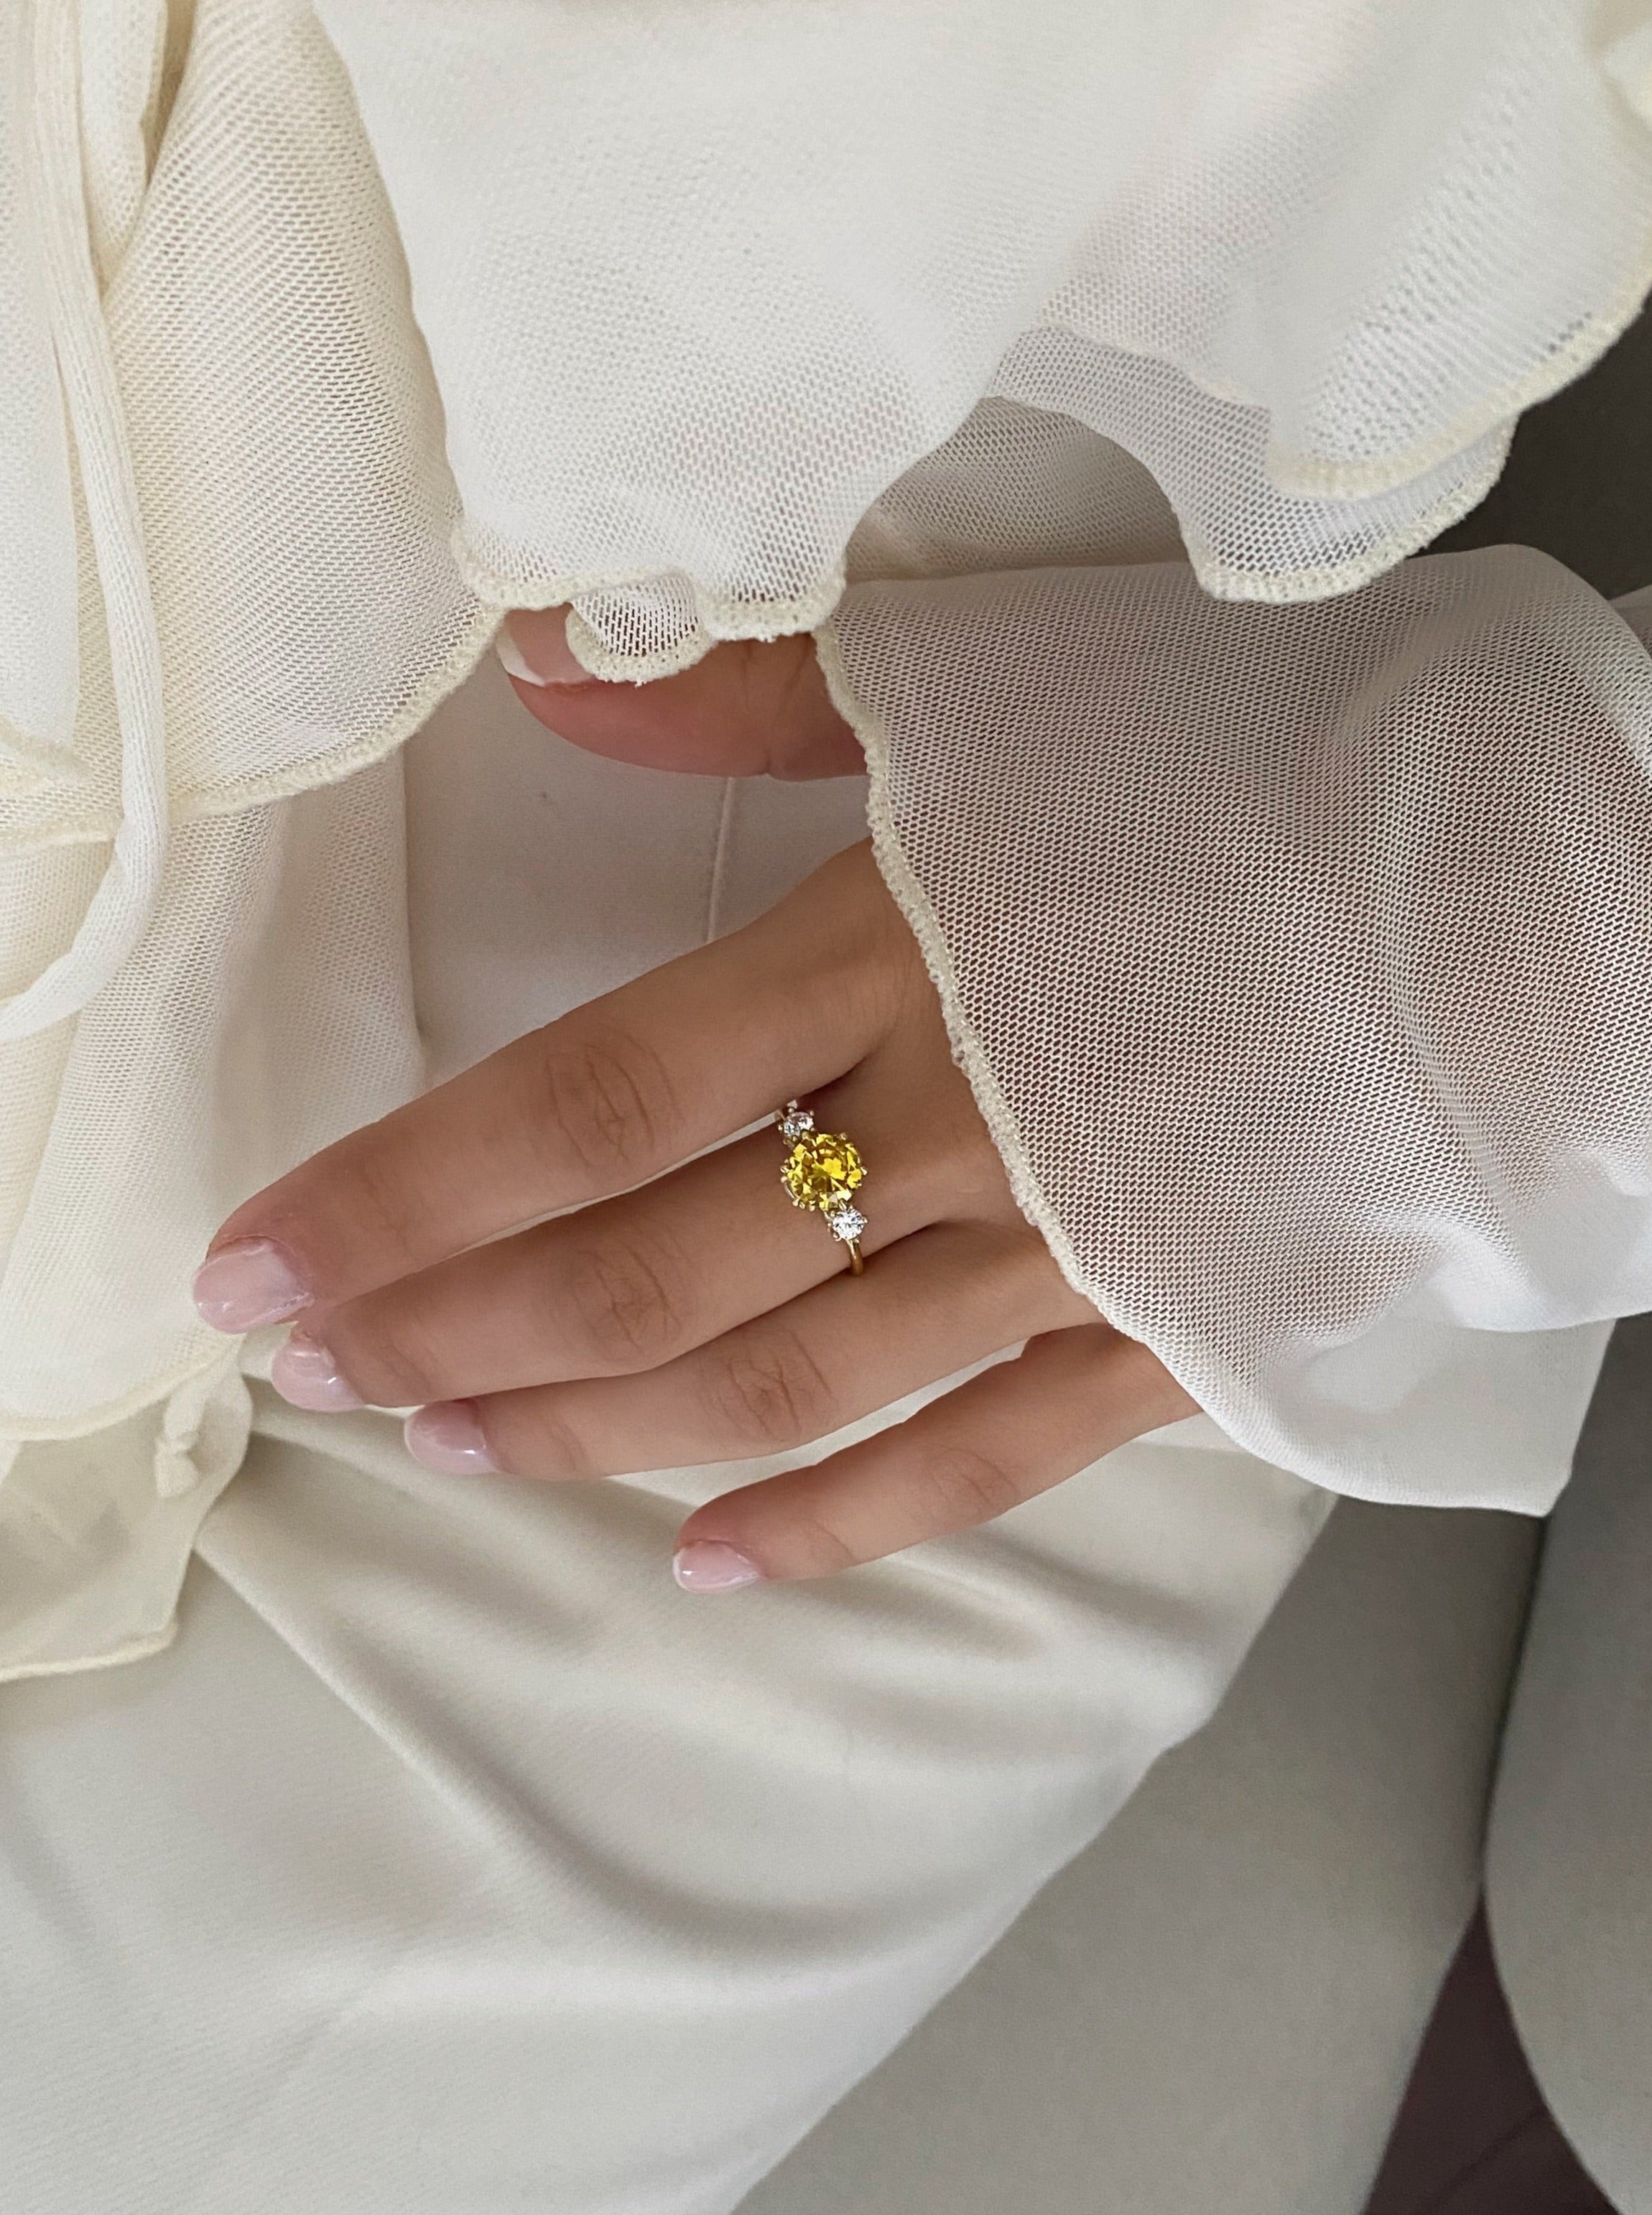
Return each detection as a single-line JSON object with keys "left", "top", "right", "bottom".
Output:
{"left": 777, "top": 1105, "right": 815, "bottom": 1143}
{"left": 825, "top": 1203, "right": 867, "bottom": 1245}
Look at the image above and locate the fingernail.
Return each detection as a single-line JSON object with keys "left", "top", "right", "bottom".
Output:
{"left": 672, "top": 1541, "right": 765, "bottom": 1594}
{"left": 192, "top": 1237, "right": 311, "bottom": 1332}
{"left": 270, "top": 1331, "right": 364, "bottom": 1412}
{"left": 496, "top": 611, "right": 595, "bottom": 689}
{"left": 403, "top": 1401, "right": 498, "bottom": 1475}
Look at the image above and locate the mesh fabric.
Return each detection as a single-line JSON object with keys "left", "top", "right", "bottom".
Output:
{"left": 2, "top": 0, "right": 1651, "bottom": 1669}
{"left": 316, "top": 0, "right": 1652, "bottom": 673}
{"left": 826, "top": 552, "right": 1650, "bottom": 1510}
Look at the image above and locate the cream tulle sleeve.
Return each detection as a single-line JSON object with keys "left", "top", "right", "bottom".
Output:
{"left": 4, "top": 0, "right": 1652, "bottom": 1673}
{"left": 317, "top": 0, "right": 1652, "bottom": 669}
{"left": 819, "top": 551, "right": 1652, "bottom": 1514}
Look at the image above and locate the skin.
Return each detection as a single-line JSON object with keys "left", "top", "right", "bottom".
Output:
{"left": 198, "top": 618, "right": 1194, "bottom": 1587}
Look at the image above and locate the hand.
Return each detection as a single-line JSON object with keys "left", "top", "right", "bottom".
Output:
{"left": 193, "top": 848, "right": 1193, "bottom": 1595}
{"left": 496, "top": 609, "right": 866, "bottom": 779}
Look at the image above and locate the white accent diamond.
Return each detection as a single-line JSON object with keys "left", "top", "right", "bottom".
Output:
{"left": 778, "top": 1105, "right": 815, "bottom": 1141}
{"left": 825, "top": 1204, "right": 866, "bottom": 1244}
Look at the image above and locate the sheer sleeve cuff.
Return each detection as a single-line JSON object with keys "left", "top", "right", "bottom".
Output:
{"left": 818, "top": 548, "right": 1652, "bottom": 1510}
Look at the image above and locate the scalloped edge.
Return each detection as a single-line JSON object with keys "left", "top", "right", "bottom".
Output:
{"left": 813, "top": 616, "right": 1101, "bottom": 1322}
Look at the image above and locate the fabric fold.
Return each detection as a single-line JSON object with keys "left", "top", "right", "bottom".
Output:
{"left": 319, "top": 0, "right": 1652, "bottom": 674}
{"left": 2, "top": 0, "right": 1649, "bottom": 1661}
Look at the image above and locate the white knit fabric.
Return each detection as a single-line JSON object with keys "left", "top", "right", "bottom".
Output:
{"left": 826, "top": 555, "right": 1652, "bottom": 1512}
{"left": 1, "top": 0, "right": 1651, "bottom": 1673}
{"left": 316, "top": 0, "right": 1652, "bottom": 667}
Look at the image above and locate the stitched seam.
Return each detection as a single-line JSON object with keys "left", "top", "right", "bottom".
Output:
{"left": 1026, "top": 234, "right": 1652, "bottom": 500}
{"left": 814, "top": 621, "right": 1098, "bottom": 1317}
{"left": 1180, "top": 445, "right": 1509, "bottom": 605}
{"left": 0, "top": 602, "right": 496, "bottom": 856}
{"left": 456, "top": 537, "right": 848, "bottom": 641}
{"left": 0, "top": 1341, "right": 238, "bottom": 1441}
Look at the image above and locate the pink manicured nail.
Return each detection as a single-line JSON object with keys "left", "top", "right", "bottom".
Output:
{"left": 192, "top": 1237, "right": 311, "bottom": 1332}
{"left": 270, "top": 1331, "right": 363, "bottom": 1412}
{"left": 403, "top": 1401, "right": 498, "bottom": 1475}
{"left": 672, "top": 1541, "right": 764, "bottom": 1594}
{"left": 496, "top": 611, "right": 595, "bottom": 689}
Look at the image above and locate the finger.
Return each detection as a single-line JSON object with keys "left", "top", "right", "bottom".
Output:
{"left": 669, "top": 1326, "right": 1197, "bottom": 1585}
{"left": 500, "top": 616, "right": 863, "bottom": 780}
{"left": 282, "top": 1003, "right": 1006, "bottom": 1410}
{"left": 401, "top": 1223, "right": 1090, "bottom": 1475}
{"left": 195, "top": 843, "right": 904, "bottom": 1331}
{"left": 279, "top": 1118, "right": 934, "bottom": 1411}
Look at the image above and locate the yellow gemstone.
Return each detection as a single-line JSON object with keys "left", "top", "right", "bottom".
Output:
{"left": 781, "top": 1132, "right": 866, "bottom": 1212}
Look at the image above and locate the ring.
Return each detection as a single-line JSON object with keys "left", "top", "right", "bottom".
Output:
{"left": 775, "top": 1100, "right": 868, "bottom": 1275}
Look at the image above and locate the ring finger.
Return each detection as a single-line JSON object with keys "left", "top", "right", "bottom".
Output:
{"left": 277, "top": 1089, "right": 960, "bottom": 1412}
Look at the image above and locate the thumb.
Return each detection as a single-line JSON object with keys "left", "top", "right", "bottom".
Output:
{"left": 497, "top": 611, "right": 863, "bottom": 781}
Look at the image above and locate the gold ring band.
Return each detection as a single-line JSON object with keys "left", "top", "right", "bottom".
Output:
{"left": 775, "top": 1100, "right": 867, "bottom": 1275}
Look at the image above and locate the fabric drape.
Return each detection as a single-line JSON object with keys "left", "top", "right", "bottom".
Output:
{"left": 824, "top": 554, "right": 1652, "bottom": 1511}
{"left": 3, "top": 0, "right": 1651, "bottom": 1672}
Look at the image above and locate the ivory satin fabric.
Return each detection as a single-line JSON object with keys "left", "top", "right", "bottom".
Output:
{"left": 0, "top": 1392, "right": 1327, "bottom": 2215}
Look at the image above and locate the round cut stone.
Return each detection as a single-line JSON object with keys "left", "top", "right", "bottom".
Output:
{"left": 781, "top": 1131, "right": 866, "bottom": 1212}
{"left": 825, "top": 1203, "right": 867, "bottom": 1245}
{"left": 777, "top": 1105, "right": 815, "bottom": 1143}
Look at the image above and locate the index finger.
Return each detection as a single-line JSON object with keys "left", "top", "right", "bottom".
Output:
{"left": 193, "top": 846, "right": 891, "bottom": 1332}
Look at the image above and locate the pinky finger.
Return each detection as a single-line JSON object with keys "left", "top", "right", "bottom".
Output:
{"left": 671, "top": 1324, "right": 1196, "bottom": 1589}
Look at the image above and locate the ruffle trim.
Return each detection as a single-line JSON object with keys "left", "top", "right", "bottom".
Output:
{"left": 458, "top": 535, "right": 850, "bottom": 683}
{"left": 815, "top": 618, "right": 1106, "bottom": 1329}
{"left": 0, "top": 600, "right": 501, "bottom": 856}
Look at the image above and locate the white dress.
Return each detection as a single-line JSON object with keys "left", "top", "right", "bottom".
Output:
{"left": 4, "top": 4, "right": 1652, "bottom": 2205}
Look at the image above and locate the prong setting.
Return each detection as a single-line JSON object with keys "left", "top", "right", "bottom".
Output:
{"left": 774, "top": 1102, "right": 869, "bottom": 1273}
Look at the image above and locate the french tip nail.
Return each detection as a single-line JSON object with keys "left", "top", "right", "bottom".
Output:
{"left": 672, "top": 1541, "right": 765, "bottom": 1594}
{"left": 269, "top": 1332, "right": 364, "bottom": 1413}
{"left": 494, "top": 626, "right": 547, "bottom": 687}
{"left": 192, "top": 1237, "right": 312, "bottom": 1333}
{"left": 404, "top": 1401, "right": 499, "bottom": 1476}
{"left": 496, "top": 612, "right": 598, "bottom": 689}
